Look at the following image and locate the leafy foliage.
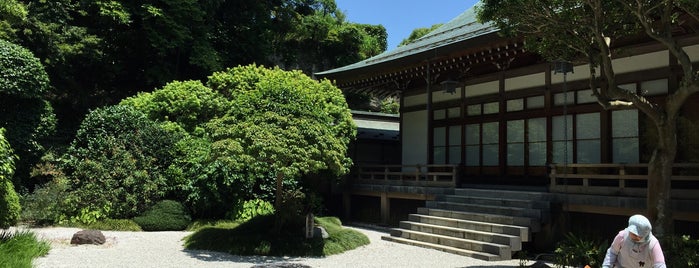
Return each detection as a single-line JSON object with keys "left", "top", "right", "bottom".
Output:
{"left": 120, "top": 80, "right": 230, "bottom": 133}
{"left": 0, "top": 128, "right": 20, "bottom": 229}
{"left": 20, "top": 176, "right": 70, "bottom": 226}
{"left": 62, "top": 105, "right": 181, "bottom": 219}
{"left": 0, "top": 180, "right": 20, "bottom": 229}
{"left": 0, "top": 97, "right": 57, "bottom": 191}
{"left": 227, "top": 199, "right": 275, "bottom": 223}
{"left": 661, "top": 235, "right": 699, "bottom": 268}
{"left": 553, "top": 232, "right": 607, "bottom": 268}
{"left": 133, "top": 200, "right": 191, "bottom": 231}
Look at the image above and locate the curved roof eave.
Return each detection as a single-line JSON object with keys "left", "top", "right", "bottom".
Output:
{"left": 315, "top": 3, "right": 499, "bottom": 78}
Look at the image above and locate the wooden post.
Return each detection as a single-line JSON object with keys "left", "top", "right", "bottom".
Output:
{"left": 380, "top": 192, "right": 390, "bottom": 225}
{"left": 619, "top": 165, "right": 626, "bottom": 189}
{"left": 305, "top": 213, "right": 314, "bottom": 239}
{"left": 343, "top": 192, "right": 351, "bottom": 221}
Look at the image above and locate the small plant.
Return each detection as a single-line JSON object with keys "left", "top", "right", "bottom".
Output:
{"left": 0, "top": 128, "right": 20, "bottom": 229}
{"left": 661, "top": 235, "right": 699, "bottom": 267}
{"left": 0, "top": 230, "right": 51, "bottom": 268}
{"left": 133, "top": 200, "right": 191, "bottom": 231}
{"left": 21, "top": 176, "right": 71, "bottom": 226}
{"left": 554, "top": 232, "right": 607, "bottom": 268}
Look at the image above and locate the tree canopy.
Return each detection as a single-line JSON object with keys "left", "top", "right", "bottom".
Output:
{"left": 477, "top": 0, "right": 699, "bottom": 236}
{"left": 398, "top": 23, "right": 443, "bottom": 47}
{"left": 1, "top": 0, "right": 386, "bottom": 121}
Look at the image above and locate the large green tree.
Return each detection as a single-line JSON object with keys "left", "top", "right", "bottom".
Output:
{"left": 205, "top": 65, "right": 356, "bottom": 230}
{"left": 477, "top": 0, "right": 699, "bottom": 236}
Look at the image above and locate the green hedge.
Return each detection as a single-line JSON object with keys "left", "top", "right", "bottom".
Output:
{"left": 133, "top": 200, "right": 191, "bottom": 231}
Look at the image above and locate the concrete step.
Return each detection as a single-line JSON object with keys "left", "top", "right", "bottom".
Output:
{"left": 426, "top": 200, "right": 543, "bottom": 219}
{"left": 408, "top": 213, "right": 531, "bottom": 242}
{"left": 398, "top": 221, "right": 522, "bottom": 251}
{"left": 388, "top": 228, "right": 512, "bottom": 259}
{"left": 381, "top": 235, "right": 502, "bottom": 261}
{"left": 417, "top": 207, "right": 540, "bottom": 232}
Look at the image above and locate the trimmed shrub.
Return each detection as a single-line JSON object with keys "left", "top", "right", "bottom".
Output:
{"left": 133, "top": 200, "right": 191, "bottom": 231}
{"left": 0, "top": 128, "right": 20, "bottom": 228}
{"left": 62, "top": 105, "right": 181, "bottom": 219}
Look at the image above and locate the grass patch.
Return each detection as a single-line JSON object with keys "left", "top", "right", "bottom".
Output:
{"left": 0, "top": 230, "right": 50, "bottom": 268}
{"left": 184, "top": 215, "right": 369, "bottom": 257}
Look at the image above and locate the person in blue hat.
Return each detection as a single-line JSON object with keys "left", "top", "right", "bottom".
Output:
{"left": 602, "top": 214, "right": 666, "bottom": 268}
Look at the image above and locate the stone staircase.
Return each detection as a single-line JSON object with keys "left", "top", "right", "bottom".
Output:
{"left": 382, "top": 188, "right": 551, "bottom": 261}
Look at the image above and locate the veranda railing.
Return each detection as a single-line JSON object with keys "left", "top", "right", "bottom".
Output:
{"left": 549, "top": 163, "right": 699, "bottom": 199}
{"left": 352, "top": 164, "right": 459, "bottom": 187}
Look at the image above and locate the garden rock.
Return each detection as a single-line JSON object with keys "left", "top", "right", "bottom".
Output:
{"left": 313, "top": 226, "right": 329, "bottom": 239}
{"left": 70, "top": 229, "right": 106, "bottom": 245}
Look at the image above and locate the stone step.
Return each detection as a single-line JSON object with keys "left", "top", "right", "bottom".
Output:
{"left": 454, "top": 188, "right": 552, "bottom": 201}
{"left": 439, "top": 195, "right": 550, "bottom": 210}
{"left": 417, "top": 207, "right": 540, "bottom": 232}
{"left": 381, "top": 235, "right": 502, "bottom": 261}
{"left": 408, "top": 213, "right": 531, "bottom": 242}
{"left": 426, "top": 200, "right": 543, "bottom": 219}
{"left": 398, "top": 221, "right": 522, "bottom": 251}
{"left": 388, "top": 228, "right": 512, "bottom": 259}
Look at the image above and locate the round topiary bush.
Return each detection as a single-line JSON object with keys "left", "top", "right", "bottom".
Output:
{"left": 0, "top": 39, "right": 49, "bottom": 98}
{"left": 133, "top": 200, "right": 191, "bottom": 231}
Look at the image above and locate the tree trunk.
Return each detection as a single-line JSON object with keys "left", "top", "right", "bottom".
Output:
{"left": 273, "top": 172, "right": 284, "bottom": 234}
{"left": 646, "top": 119, "right": 677, "bottom": 238}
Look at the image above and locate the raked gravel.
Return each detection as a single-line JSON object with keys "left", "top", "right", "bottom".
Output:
{"left": 18, "top": 225, "right": 528, "bottom": 268}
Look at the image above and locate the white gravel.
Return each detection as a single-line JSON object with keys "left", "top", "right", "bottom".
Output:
{"left": 21, "top": 226, "right": 527, "bottom": 268}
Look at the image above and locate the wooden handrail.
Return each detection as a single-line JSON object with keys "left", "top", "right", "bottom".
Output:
{"left": 353, "top": 164, "right": 459, "bottom": 187}
{"left": 549, "top": 163, "right": 699, "bottom": 199}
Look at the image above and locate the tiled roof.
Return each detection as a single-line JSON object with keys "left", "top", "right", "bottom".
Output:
{"left": 315, "top": 2, "right": 497, "bottom": 76}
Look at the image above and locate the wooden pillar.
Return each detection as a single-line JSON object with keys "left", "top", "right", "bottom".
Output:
{"left": 343, "top": 192, "right": 351, "bottom": 220}
{"left": 381, "top": 192, "right": 390, "bottom": 225}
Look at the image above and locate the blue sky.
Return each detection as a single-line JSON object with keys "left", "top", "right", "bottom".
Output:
{"left": 334, "top": 0, "right": 480, "bottom": 49}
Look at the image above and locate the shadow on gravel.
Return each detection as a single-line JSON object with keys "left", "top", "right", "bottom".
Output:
{"left": 183, "top": 249, "right": 306, "bottom": 266}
